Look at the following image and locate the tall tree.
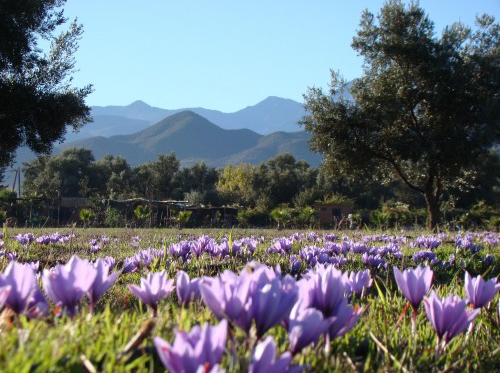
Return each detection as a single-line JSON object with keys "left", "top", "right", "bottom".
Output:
{"left": 264, "top": 154, "right": 316, "bottom": 206}
{"left": 216, "top": 163, "right": 257, "bottom": 206}
{"left": 154, "top": 153, "right": 180, "bottom": 200}
{"left": 94, "top": 155, "right": 133, "bottom": 199}
{"left": 301, "top": 1, "right": 499, "bottom": 229}
{"left": 0, "top": 0, "right": 92, "bottom": 178}
{"left": 23, "top": 148, "right": 96, "bottom": 198}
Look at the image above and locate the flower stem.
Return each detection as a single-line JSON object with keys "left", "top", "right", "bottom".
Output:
{"left": 411, "top": 309, "right": 417, "bottom": 336}
{"left": 324, "top": 333, "right": 331, "bottom": 358}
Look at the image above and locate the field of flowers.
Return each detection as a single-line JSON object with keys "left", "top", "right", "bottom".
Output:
{"left": 0, "top": 227, "right": 499, "bottom": 372}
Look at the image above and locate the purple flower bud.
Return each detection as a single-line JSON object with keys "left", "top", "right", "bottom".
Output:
{"left": 348, "top": 269, "right": 373, "bottom": 297}
{"left": 42, "top": 255, "right": 97, "bottom": 318}
{"left": 482, "top": 254, "right": 494, "bottom": 267}
{"left": 393, "top": 265, "right": 433, "bottom": 311}
{"left": 327, "top": 298, "right": 361, "bottom": 340}
{"left": 200, "top": 270, "right": 251, "bottom": 324}
{"left": 250, "top": 336, "right": 300, "bottom": 373}
{"left": 290, "top": 255, "right": 302, "bottom": 274}
{"left": 303, "top": 265, "right": 350, "bottom": 316}
{"left": 288, "top": 307, "right": 332, "bottom": 355}
{"left": 0, "top": 261, "right": 48, "bottom": 317}
{"left": 464, "top": 272, "right": 500, "bottom": 309}
{"left": 128, "top": 271, "right": 174, "bottom": 317}
{"left": 88, "top": 259, "right": 120, "bottom": 312}
{"left": 424, "top": 291, "right": 479, "bottom": 344}
{"left": 122, "top": 256, "right": 140, "bottom": 273}
{"left": 176, "top": 270, "right": 201, "bottom": 306}
{"left": 153, "top": 320, "right": 227, "bottom": 373}
{"left": 251, "top": 274, "right": 298, "bottom": 338}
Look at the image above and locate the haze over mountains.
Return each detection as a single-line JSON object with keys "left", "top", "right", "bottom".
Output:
{"left": 61, "top": 109, "right": 321, "bottom": 167}
{"left": 65, "top": 96, "right": 308, "bottom": 141}
{"left": 8, "top": 96, "right": 326, "bottom": 188}
{"left": 63, "top": 95, "right": 323, "bottom": 167}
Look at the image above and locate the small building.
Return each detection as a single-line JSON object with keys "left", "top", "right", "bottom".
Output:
{"left": 313, "top": 202, "right": 353, "bottom": 228}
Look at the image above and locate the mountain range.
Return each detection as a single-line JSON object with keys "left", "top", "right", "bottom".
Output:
{"left": 59, "top": 110, "right": 322, "bottom": 168}
{"left": 65, "top": 96, "right": 309, "bottom": 141}
{"left": 7, "top": 96, "right": 330, "bottom": 187}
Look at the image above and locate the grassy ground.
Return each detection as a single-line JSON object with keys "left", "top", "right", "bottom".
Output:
{"left": 0, "top": 227, "right": 498, "bottom": 372}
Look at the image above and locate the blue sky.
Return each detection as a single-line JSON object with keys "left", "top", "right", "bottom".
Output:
{"left": 63, "top": 0, "right": 500, "bottom": 112}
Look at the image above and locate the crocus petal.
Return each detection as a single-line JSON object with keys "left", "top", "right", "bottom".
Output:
{"left": 394, "top": 266, "right": 432, "bottom": 310}
{"left": 89, "top": 259, "right": 120, "bottom": 304}
{"left": 288, "top": 307, "right": 332, "bottom": 355}
{"left": 1, "top": 261, "right": 39, "bottom": 314}
{"left": 153, "top": 336, "right": 184, "bottom": 373}
{"left": 250, "top": 336, "right": 293, "bottom": 373}
{"left": 0, "top": 285, "right": 11, "bottom": 308}
{"left": 465, "top": 272, "right": 500, "bottom": 308}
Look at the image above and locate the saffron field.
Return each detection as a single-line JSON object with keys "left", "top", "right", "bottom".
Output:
{"left": 0, "top": 227, "right": 499, "bottom": 372}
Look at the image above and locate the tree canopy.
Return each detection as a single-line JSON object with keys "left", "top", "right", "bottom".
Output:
{"left": 301, "top": 0, "right": 499, "bottom": 229}
{"left": 0, "top": 0, "right": 92, "bottom": 178}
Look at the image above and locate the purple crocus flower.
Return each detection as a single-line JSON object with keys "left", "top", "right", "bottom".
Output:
{"left": 168, "top": 241, "right": 191, "bottom": 261}
{"left": 249, "top": 336, "right": 302, "bottom": 373}
{"left": 14, "top": 233, "right": 35, "bottom": 245}
{"left": 153, "top": 319, "right": 227, "bottom": 373}
{"left": 288, "top": 306, "right": 333, "bottom": 355}
{"left": 200, "top": 270, "right": 252, "bottom": 325}
{"left": 326, "top": 298, "right": 361, "bottom": 340}
{"left": 42, "top": 255, "right": 97, "bottom": 318}
{"left": 291, "top": 265, "right": 360, "bottom": 344}
{"left": 300, "top": 265, "right": 351, "bottom": 316}
{"left": 424, "top": 291, "right": 480, "bottom": 352}
{"left": 176, "top": 270, "right": 201, "bottom": 306}
{"left": 393, "top": 265, "right": 433, "bottom": 311}
{"left": 102, "top": 256, "right": 116, "bottom": 271}
{"left": 128, "top": 271, "right": 174, "bottom": 317}
{"left": 290, "top": 255, "right": 302, "bottom": 274}
{"left": 0, "top": 261, "right": 48, "bottom": 317}
{"left": 249, "top": 271, "right": 298, "bottom": 338}
{"left": 362, "top": 253, "right": 387, "bottom": 269}
{"left": 89, "top": 239, "right": 102, "bottom": 253}
{"left": 88, "top": 259, "right": 121, "bottom": 313}
{"left": 122, "top": 254, "right": 141, "bottom": 274}
{"left": 464, "top": 272, "right": 500, "bottom": 309}
{"left": 412, "top": 250, "right": 440, "bottom": 265}
{"left": 201, "top": 264, "right": 297, "bottom": 337}
{"left": 348, "top": 269, "right": 373, "bottom": 297}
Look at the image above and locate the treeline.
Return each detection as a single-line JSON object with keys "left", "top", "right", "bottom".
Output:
{"left": 4, "top": 147, "right": 499, "bottom": 228}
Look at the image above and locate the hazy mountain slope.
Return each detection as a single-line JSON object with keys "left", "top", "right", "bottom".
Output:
{"left": 223, "top": 131, "right": 321, "bottom": 167}
{"left": 58, "top": 136, "right": 150, "bottom": 165}
{"left": 90, "top": 97, "right": 307, "bottom": 134}
{"left": 113, "top": 111, "right": 262, "bottom": 159}
{"left": 53, "top": 111, "right": 321, "bottom": 168}
{"left": 91, "top": 100, "right": 174, "bottom": 123}
{"left": 64, "top": 115, "right": 151, "bottom": 141}
{"left": 192, "top": 96, "right": 307, "bottom": 133}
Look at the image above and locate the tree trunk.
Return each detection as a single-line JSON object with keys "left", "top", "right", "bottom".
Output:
{"left": 424, "top": 191, "right": 440, "bottom": 231}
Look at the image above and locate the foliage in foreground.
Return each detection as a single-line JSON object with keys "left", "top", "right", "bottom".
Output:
{"left": 0, "top": 227, "right": 499, "bottom": 372}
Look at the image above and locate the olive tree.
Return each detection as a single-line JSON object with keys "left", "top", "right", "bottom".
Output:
{"left": 301, "top": 0, "right": 499, "bottom": 229}
{"left": 0, "top": 0, "right": 92, "bottom": 178}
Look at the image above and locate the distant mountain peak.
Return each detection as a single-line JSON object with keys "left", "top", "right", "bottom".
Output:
{"left": 127, "top": 100, "right": 151, "bottom": 108}
{"left": 164, "top": 110, "right": 206, "bottom": 122}
{"left": 263, "top": 96, "right": 297, "bottom": 102}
